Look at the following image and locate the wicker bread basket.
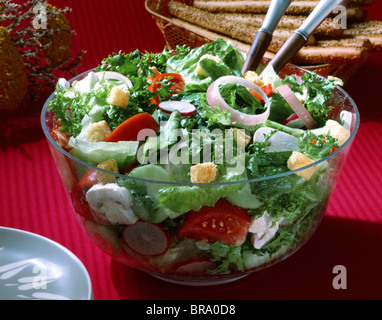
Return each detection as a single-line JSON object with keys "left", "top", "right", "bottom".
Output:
{"left": 145, "top": 0, "right": 364, "bottom": 82}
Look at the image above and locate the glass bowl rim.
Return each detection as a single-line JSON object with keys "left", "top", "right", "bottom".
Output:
{"left": 41, "top": 66, "right": 360, "bottom": 186}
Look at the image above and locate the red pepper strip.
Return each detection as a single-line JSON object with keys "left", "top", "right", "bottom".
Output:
{"left": 249, "top": 83, "right": 273, "bottom": 104}
{"left": 148, "top": 73, "right": 185, "bottom": 105}
{"left": 106, "top": 113, "right": 159, "bottom": 142}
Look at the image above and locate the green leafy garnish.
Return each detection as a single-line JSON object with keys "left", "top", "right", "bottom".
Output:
{"left": 48, "top": 79, "right": 117, "bottom": 137}
{"left": 207, "top": 242, "right": 245, "bottom": 274}
{"left": 282, "top": 72, "right": 337, "bottom": 126}
{"left": 219, "top": 83, "right": 264, "bottom": 115}
{"left": 297, "top": 131, "right": 339, "bottom": 160}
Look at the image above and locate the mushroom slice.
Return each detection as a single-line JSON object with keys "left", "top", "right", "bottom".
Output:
{"left": 249, "top": 211, "right": 280, "bottom": 249}
{"left": 86, "top": 183, "right": 138, "bottom": 225}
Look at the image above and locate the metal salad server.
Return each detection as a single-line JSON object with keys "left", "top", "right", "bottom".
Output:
{"left": 260, "top": 0, "right": 345, "bottom": 77}
{"left": 241, "top": 0, "right": 293, "bottom": 74}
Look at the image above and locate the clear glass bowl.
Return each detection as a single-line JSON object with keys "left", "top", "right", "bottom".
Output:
{"left": 41, "top": 61, "right": 360, "bottom": 286}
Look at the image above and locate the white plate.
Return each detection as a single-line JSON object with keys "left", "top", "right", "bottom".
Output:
{"left": 0, "top": 227, "right": 92, "bottom": 300}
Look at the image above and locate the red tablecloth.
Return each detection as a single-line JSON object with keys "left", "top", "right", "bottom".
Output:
{"left": 1, "top": 0, "right": 382, "bottom": 300}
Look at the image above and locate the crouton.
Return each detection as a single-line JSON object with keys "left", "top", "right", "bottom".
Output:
{"left": 322, "top": 120, "right": 350, "bottom": 146}
{"left": 243, "top": 71, "right": 264, "bottom": 87}
{"left": 97, "top": 158, "right": 119, "bottom": 184}
{"left": 86, "top": 120, "right": 112, "bottom": 142}
{"left": 287, "top": 151, "right": 318, "bottom": 180}
{"left": 195, "top": 54, "right": 221, "bottom": 77}
{"left": 190, "top": 162, "right": 217, "bottom": 183}
{"left": 108, "top": 86, "right": 130, "bottom": 109}
{"left": 228, "top": 127, "right": 251, "bottom": 148}
{"left": 328, "top": 76, "right": 344, "bottom": 87}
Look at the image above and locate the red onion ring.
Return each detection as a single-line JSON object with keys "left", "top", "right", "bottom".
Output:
{"left": 96, "top": 71, "right": 133, "bottom": 89}
{"left": 206, "top": 76, "right": 270, "bottom": 126}
{"left": 277, "top": 84, "right": 317, "bottom": 129}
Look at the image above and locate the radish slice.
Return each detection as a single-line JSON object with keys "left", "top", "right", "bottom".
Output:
{"left": 277, "top": 85, "right": 317, "bottom": 129}
{"left": 253, "top": 127, "right": 298, "bottom": 152}
{"left": 282, "top": 113, "right": 305, "bottom": 128}
{"left": 159, "top": 100, "right": 196, "bottom": 116}
{"left": 282, "top": 113, "right": 299, "bottom": 125}
{"left": 122, "top": 221, "right": 170, "bottom": 256}
{"left": 96, "top": 71, "right": 133, "bottom": 89}
{"left": 174, "top": 258, "right": 215, "bottom": 275}
{"left": 206, "top": 76, "right": 270, "bottom": 125}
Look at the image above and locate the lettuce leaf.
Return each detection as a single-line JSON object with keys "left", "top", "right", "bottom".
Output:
{"left": 49, "top": 72, "right": 139, "bottom": 137}
{"left": 166, "top": 38, "right": 245, "bottom": 92}
{"left": 245, "top": 147, "right": 326, "bottom": 224}
{"left": 96, "top": 49, "right": 173, "bottom": 115}
{"left": 282, "top": 72, "right": 337, "bottom": 126}
{"left": 297, "top": 131, "right": 339, "bottom": 161}
{"left": 157, "top": 172, "right": 245, "bottom": 215}
{"left": 118, "top": 164, "right": 177, "bottom": 223}
{"left": 207, "top": 242, "right": 245, "bottom": 274}
{"left": 219, "top": 83, "right": 264, "bottom": 115}
{"left": 68, "top": 137, "right": 139, "bottom": 170}
{"left": 242, "top": 227, "right": 295, "bottom": 270}
{"left": 268, "top": 93, "right": 294, "bottom": 123}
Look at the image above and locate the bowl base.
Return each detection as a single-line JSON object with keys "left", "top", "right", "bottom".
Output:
{"left": 150, "top": 273, "right": 250, "bottom": 286}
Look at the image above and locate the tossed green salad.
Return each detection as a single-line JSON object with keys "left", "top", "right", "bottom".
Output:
{"left": 48, "top": 39, "right": 351, "bottom": 275}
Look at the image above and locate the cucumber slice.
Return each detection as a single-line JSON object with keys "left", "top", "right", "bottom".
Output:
{"left": 226, "top": 183, "right": 263, "bottom": 209}
{"left": 129, "top": 165, "right": 174, "bottom": 223}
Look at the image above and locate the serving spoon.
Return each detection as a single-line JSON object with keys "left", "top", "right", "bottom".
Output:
{"left": 260, "top": 0, "right": 345, "bottom": 77}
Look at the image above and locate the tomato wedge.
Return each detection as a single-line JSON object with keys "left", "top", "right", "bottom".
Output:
{"left": 50, "top": 121, "right": 71, "bottom": 151}
{"left": 250, "top": 83, "right": 273, "bottom": 104}
{"left": 71, "top": 169, "right": 98, "bottom": 221}
{"left": 177, "top": 199, "right": 251, "bottom": 245}
{"left": 148, "top": 72, "right": 185, "bottom": 105}
{"left": 106, "top": 113, "right": 159, "bottom": 142}
{"left": 122, "top": 163, "right": 139, "bottom": 175}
